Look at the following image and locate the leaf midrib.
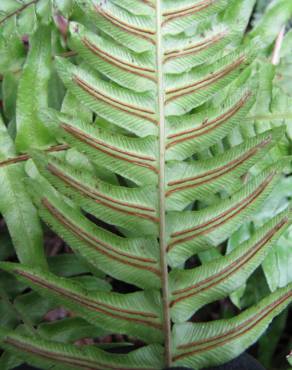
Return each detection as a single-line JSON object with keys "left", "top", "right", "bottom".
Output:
{"left": 156, "top": 2, "right": 172, "bottom": 366}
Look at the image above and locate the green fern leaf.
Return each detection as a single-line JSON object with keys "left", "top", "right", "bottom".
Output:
{"left": 172, "top": 283, "right": 292, "bottom": 368}
{"left": 0, "top": 116, "right": 46, "bottom": 268}
{"left": 27, "top": 177, "right": 161, "bottom": 288}
{"left": 16, "top": 26, "right": 55, "bottom": 151}
{"left": 0, "top": 326, "right": 163, "bottom": 370}
{"left": 1, "top": 1, "right": 291, "bottom": 369}
{"left": 0, "top": 262, "right": 163, "bottom": 343}
{"left": 170, "top": 209, "right": 292, "bottom": 322}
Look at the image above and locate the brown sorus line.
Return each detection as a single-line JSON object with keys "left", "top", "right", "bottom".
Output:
{"left": 16, "top": 269, "right": 162, "bottom": 328}
{"left": 164, "top": 32, "right": 226, "bottom": 62}
{"left": 166, "top": 93, "right": 251, "bottom": 149}
{"left": 170, "top": 218, "right": 288, "bottom": 306}
{"left": 171, "top": 172, "right": 274, "bottom": 237}
{"left": 82, "top": 38, "right": 156, "bottom": 81}
{"left": 165, "top": 57, "right": 245, "bottom": 102}
{"left": 96, "top": 5, "right": 155, "bottom": 35}
{"left": 74, "top": 76, "right": 155, "bottom": 115}
{"left": 5, "top": 337, "right": 155, "bottom": 370}
{"left": 162, "top": 0, "right": 214, "bottom": 24}
{"left": 61, "top": 123, "right": 159, "bottom": 173}
{"left": 141, "top": 0, "right": 155, "bottom": 8}
{"left": 174, "top": 291, "right": 292, "bottom": 361}
{"left": 167, "top": 93, "right": 250, "bottom": 140}
{"left": 73, "top": 76, "right": 158, "bottom": 125}
{"left": 42, "top": 198, "right": 161, "bottom": 275}
{"left": 95, "top": 6, "right": 155, "bottom": 44}
{"left": 47, "top": 163, "right": 159, "bottom": 223}
{"left": 48, "top": 162, "right": 156, "bottom": 213}
{"left": 168, "top": 136, "right": 270, "bottom": 186}
{"left": 164, "top": 31, "right": 226, "bottom": 57}
{"left": 62, "top": 123, "right": 156, "bottom": 162}
{"left": 167, "top": 173, "right": 276, "bottom": 250}
{"left": 5, "top": 338, "right": 104, "bottom": 370}
{"left": 166, "top": 137, "right": 272, "bottom": 196}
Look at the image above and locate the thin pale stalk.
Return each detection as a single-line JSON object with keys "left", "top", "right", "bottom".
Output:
{"left": 271, "top": 26, "right": 286, "bottom": 65}
{"left": 156, "top": 1, "right": 172, "bottom": 367}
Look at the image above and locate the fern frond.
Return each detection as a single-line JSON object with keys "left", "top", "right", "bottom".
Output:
{"left": 167, "top": 162, "right": 287, "bottom": 265}
{"left": 0, "top": 116, "right": 46, "bottom": 268}
{"left": 172, "top": 283, "right": 292, "bottom": 368}
{"left": 16, "top": 27, "right": 55, "bottom": 151}
{"left": 27, "top": 178, "right": 161, "bottom": 289}
{"left": 0, "top": 262, "right": 163, "bottom": 344}
{"left": 0, "top": 327, "right": 163, "bottom": 370}
{"left": 165, "top": 88, "right": 255, "bottom": 160}
{"left": 32, "top": 150, "right": 159, "bottom": 235}
{"left": 1, "top": 1, "right": 291, "bottom": 369}
{"left": 170, "top": 209, "right": 292, "bottom": 322}
{"left": 166, "top": 128, "right": 284, "bottom": 210}
{"left": 42, "top": 110, "right": 159, "bottom": 185}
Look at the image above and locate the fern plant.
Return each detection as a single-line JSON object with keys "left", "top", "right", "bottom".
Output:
{"left": 0, "top": 0, "right": 292, "bottom": 369}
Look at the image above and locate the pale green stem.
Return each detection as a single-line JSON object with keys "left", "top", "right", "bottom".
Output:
{"left": 156, "top": 1, "right": 172, "bottom": 367}
{"left": 271, "top": 26, "right": 286, "bottom": 65}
